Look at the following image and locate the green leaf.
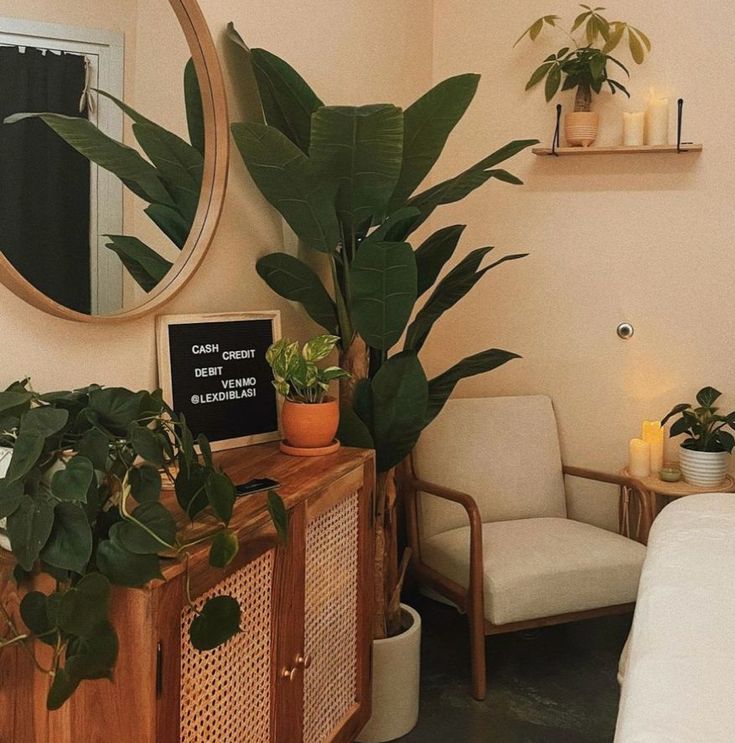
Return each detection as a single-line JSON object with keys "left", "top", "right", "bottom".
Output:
{"left": 371, "top": 352, "right": 428, "bottom": 471}
{"left": 310, "top": 104, "right": 404, "bottom": 232}
{"left": 627, "top": 29, "right": 645, "bottom": 64}
{"left": 56, "top": 573, "right": 111, "bottom": 637}
{"left": 0, "top": 390, "right": 32, "bottom": 417}
{"left": 132, "top": 121, "right": 203, "bottom": 222}
{"left": 661, "top": 402, "right": 690, "bottom": 426}
{"left": 88, "top": 388, "right": 147, "bottom": 430}
{"left": 20, "top": 591, "right": 53, "bottom": 636}
{"left": 544, "top": 65, "right": 562, "bottom": 102}
{"left": 175, "top": 464, "right": 209, "bottom": 519}
{"left": 5, "top": 432, "right": 45, "bottom": 482}
{"left": 209, "top": 529, "right": 239, "bottom": 568}
{"left": 130, "top": 426, "right": 165, "bottom": 466}
{"left": 337, "top": 406, "right": 374, "bottom": 450}
{"left": 226, "top": 24, "right": 323, "bottom": 153}
{"left": 96, "top": 540, "right": 163, "bottom": 587}
{"left": 51, "top": 457, "right": 94, "bottom": 503}
{"left": 302, "top": 335, "right": 340, "bottom": 363}
{"left": 405, "top": 249, "right": 526, "bottom": 352}
{"left": 0, "top": 479, "right": 24, "bottom": 518}
{"left": 189, "top": 595, "right": 241, "bottom": 651}
{"left": 6, "top": 495, "right": 55, "bottom": 571}
{"left": 670, "top": 416, "right": 692, "bottom": 438}
{"left": 526, "top": 62, "right": 554, "bottom": 91}
{"left": 388, "top": 74, "right": 479, "bottom": 211}
{"left": 184, "top": 58, "right": 205, "bottom": 155}
{"left": 529, "top": 17, "right": 544, "bottom": 40}
{"left": 145, "top": 203, "right": 191, "bottom": 249}
{"left": 602, "top": 22, "right": 626, "bottom": 54}
{"left": 206, "top": 471, "right": 235, "bottom": 524}
{"left": 425, "top": 349, "right": 522, "bottom": 424}
{"left": 4, "top": 112, "right": 174, "bottom": 207}
{"left": 20, "top": 407, "right": 68, "bottom": 439}
{"left": 105, "top": 235, "right": 174, "bottom": 293}
{"left": 231, "top": 122, "right": 340, "bottom": 253}
{"left": 76, "top": 429, "right": 109, "bottom": 470}
{"left": 350, "top": 241, "right": 417, "bottom": 350}
{"left": 266, "top": 490, "right": 288, "bottom": 543}
{"left": 129, "top": 465, "right": 162, "bottom": 503}
{"left": 697, "top": 387, "right": 721, "bottom": 408}
{"left": 414, "top": 225, "right": 465, "bottom": 297}
{"left": 256, "top": 253, "right": 337, "bottom": 333}
{"left": 109, "top": 502, "right": 176, "bottom": 554}
{"left": 65, "top": 620, "right": 118, "bottom": 681}
{"left": 47, "top": 668, "right": 80, "bottom": 711}
{"left": 41, "top": 503, "right": 92, "bottom": 573}
{"left": 571, "top": 11, "right": 589, "bottom": 33}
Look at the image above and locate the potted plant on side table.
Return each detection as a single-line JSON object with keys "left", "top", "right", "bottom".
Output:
{"left": 267, "top": 334, "right": 350, "bottom": 456}
{"left": 661, "top": 386, "right": 735, "bottom": 488}
{"left": 515, "top": 5, "right": 651, "bottom": 147}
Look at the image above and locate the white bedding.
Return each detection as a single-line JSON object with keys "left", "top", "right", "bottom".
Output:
{"left": 615, "top": 493, "right": 735, "bottom": 742}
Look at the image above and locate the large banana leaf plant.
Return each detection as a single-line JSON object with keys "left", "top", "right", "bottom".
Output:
{"left": 227, "top": 24, "right": 536, "bottom": 637}
{"left": 3, "top": 61, "right": 205, "bottom": 293}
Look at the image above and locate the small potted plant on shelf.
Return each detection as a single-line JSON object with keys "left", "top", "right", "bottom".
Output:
{"left": 266, "top": 335, "right": 350, "bottom": 456}
{"left": 515, "top": 4, "right": 651, "bottom": 147}
{"left": 661, "top": 386, "right": 735, "bottom": 488}
{"left": 0, "top": 379, "right": 286, "bottom": 710}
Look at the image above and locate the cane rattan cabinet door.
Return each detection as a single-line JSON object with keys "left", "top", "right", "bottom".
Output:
{"left": 301, "top": 464, "right": 373, "bottom": 743}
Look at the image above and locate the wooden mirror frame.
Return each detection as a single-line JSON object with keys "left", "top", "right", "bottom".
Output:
{"left": 0, "top": 0, "right": 229, "bottom": 323}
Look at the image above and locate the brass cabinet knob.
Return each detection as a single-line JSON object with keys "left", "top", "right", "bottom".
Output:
{"left": 296, "top": 654, "right": 312, "bottom": 669}
{"left": 281, "top": 667, "right": 297, "bottom": 681}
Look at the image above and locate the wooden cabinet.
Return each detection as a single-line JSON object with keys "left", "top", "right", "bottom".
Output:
{"left": 0, "top": 444, "right": 374, "bottom": 743}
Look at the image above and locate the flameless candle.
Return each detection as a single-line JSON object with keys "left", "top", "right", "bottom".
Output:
{"left": 642, "top": 420, "right": 665, "bottom": 474}
{"left": 645, "top": 90, "right": 669, "bottom": 146}
{"left": 623, "top": 111, "right": 645, "bottom": 146}
{"left": 629, "top": 438, "right": 651, "bottom": 478}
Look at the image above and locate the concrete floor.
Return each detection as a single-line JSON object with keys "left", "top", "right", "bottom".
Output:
{"left": 397, "top": 595, "right": 632, "bottom": 743}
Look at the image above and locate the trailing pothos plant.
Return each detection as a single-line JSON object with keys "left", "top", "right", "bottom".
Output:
{"left": 0, "top": 380, "right": 286, "bottom": 709}
{"left": 226, "top": 24, "right": 531, "bottom": 638}
{"left": 661, "top": 386, "right": 735, "bottom": 453}
{"left": 516, "top": 5, "right": 651, "bottom": 111}
{"left": 3, "top": 60, "right": 205, "bottom": 293}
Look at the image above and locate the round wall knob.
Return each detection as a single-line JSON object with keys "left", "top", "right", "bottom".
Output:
{"left": 281, "top": 667, "right": 297, "bottom": 681}
{"left": 296, "top": 654, "right": 313, "bottom": 669}
{"left": 617, "top": 322, "right": 635, "bottom": 340}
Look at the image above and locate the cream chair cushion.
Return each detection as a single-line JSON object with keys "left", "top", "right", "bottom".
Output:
{"left": 414, "top": 396, "right": 567, "bottom": 540}
{"left": 421, "top": 517, "right": 645, "bottom": 625}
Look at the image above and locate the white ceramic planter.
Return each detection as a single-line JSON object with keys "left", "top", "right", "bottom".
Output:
{"left": 565, "top": 111, "right": 599, "bottom": 147}
{"left": 679, "top": 445, "right": 729, "bottom": 488}
{"left": 357, "top": 603, "right": 421, "bottom": 743}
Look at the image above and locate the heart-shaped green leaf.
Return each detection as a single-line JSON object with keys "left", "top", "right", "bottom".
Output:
{"left": 76, "top": 428, "right": 110, "bottom": 471}
{"left": 20, "top": 407, "right": 69, "bottom": 439}
{"left": 0, "top": 478, "right": 24, "bottom": 518}
{"left": 96, "top": 540, "right": 163, "bottom": 587}
{"left": 189, "top": 595, "right": 241, "bottom": 651}
{"left": 209, "top": 529, "right": 239, "bottom": 568}
{"left": 51, "top": 457, "right": 94, "bottom": 503}
{"left": 129, "top": 465, "right": 162, "bottom": 503}
{"left": 57, "top": 573, "right": 111, "bottom": 637}
{"left": 6, "top": 495, "right": 55, "bottom": 570}
{"left": 205, "top": 471, "right": 235, "bottom": 524}
{"left": 41, "top": 502, "right": 93, "bottom": 573}
{"left": 130, "top": 426, "right": 165, "bottom": 466}
{"left": 109, "top": 502, "right": 176, "bottom": 554}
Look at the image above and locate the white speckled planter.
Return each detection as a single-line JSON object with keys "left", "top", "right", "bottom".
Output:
{"left": 357, "top": 604, "right": 421, "bottom": 743}
{"left": 679, "top": 445, "right": 730, "bottom": 488}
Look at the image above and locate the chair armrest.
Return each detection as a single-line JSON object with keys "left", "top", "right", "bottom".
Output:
{"left": 563, "top": 465, "right": 634, "bottom": 488}
{"left": 408, "top": 477, "right": 482, "bottom": 525}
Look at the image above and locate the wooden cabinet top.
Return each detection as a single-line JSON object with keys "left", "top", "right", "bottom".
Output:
{"left": 160, "top": 443, "right": 374, "bottom": 580}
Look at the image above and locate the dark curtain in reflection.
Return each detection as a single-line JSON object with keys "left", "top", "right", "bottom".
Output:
{"left": 0, "top": 47, "right": 90, "bottom": 313}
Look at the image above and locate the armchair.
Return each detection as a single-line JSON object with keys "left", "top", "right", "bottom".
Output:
{"left": 403, "top": 395, "right": 646, "bottom": 700}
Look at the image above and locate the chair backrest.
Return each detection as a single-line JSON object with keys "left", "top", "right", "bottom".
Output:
{"left": 412, "top": 395, "right": 567, "bottom": 541}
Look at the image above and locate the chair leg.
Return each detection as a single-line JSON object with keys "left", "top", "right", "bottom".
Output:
{"left": 469, "top": 604, "right": 486, "bottom": 700}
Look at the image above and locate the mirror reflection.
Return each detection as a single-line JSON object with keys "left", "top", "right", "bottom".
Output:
{"left": 0, "top": 2, "right": 202, "bottom": 315}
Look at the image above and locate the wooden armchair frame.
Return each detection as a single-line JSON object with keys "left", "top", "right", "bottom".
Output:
{"left": 402, "top": 460, "right": 646, "bottom": 700}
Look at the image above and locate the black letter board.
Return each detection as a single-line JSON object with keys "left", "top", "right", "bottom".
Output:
{"left": 156, "top": 312, "right": 281, "bottom": 450}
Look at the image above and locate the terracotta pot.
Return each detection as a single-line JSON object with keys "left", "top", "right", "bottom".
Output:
{"left": 679, "top": 444, "right": 729, "bottom": 488}
{"left": 357, "top": 604, "right": 421, "bottom": 742}
{"left": 565, "top": 111, "right": 599, "bottom": 147}
{"left": 281, "top": 397, "right": 339, "bottom": 449}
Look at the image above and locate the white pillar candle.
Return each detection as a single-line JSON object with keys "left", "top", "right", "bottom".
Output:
{"left": 623, "top": 112, "right": 645, "bottom": 146}
{"left": 645, "top": 91, "right": 669, "bottom": 146}
{"left": 629, "top": 438, "right": 651, "bottom": 478}
{"left": 642, "top": 420, "right": 665, "bottom": 474}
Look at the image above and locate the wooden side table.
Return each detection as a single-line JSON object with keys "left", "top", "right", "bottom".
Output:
{"left": 620, "top": 469, "right": 735, "bottom": 544}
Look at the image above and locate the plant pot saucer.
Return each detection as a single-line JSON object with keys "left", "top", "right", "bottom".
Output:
{"left": 279, "top": 439, "right": 341, "bottom": 457}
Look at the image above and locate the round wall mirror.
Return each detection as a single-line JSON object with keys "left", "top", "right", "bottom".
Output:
{"left": 0, "top": 0, "right": 228, "bottom": 322}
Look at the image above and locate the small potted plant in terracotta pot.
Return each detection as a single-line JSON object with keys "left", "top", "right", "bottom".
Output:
{"left": 661, "top": 386, "right": 735, "bottom": 488}
{"left": 516, "top": 5, "right": 651, "bottom": 147}
{"left": 266, "top": 334, "right": 350, "bottom": 456}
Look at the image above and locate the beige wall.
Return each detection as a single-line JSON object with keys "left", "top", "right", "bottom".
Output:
{"left": 430, "top": 0, "right": 732, "bottom": 527}
{"left": 0, "top": 1, "right": 432, "bottom": 390}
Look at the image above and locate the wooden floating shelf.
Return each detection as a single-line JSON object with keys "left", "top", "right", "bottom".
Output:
{"left": 532, "top": 144, "right": 703, "bottom": 156}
